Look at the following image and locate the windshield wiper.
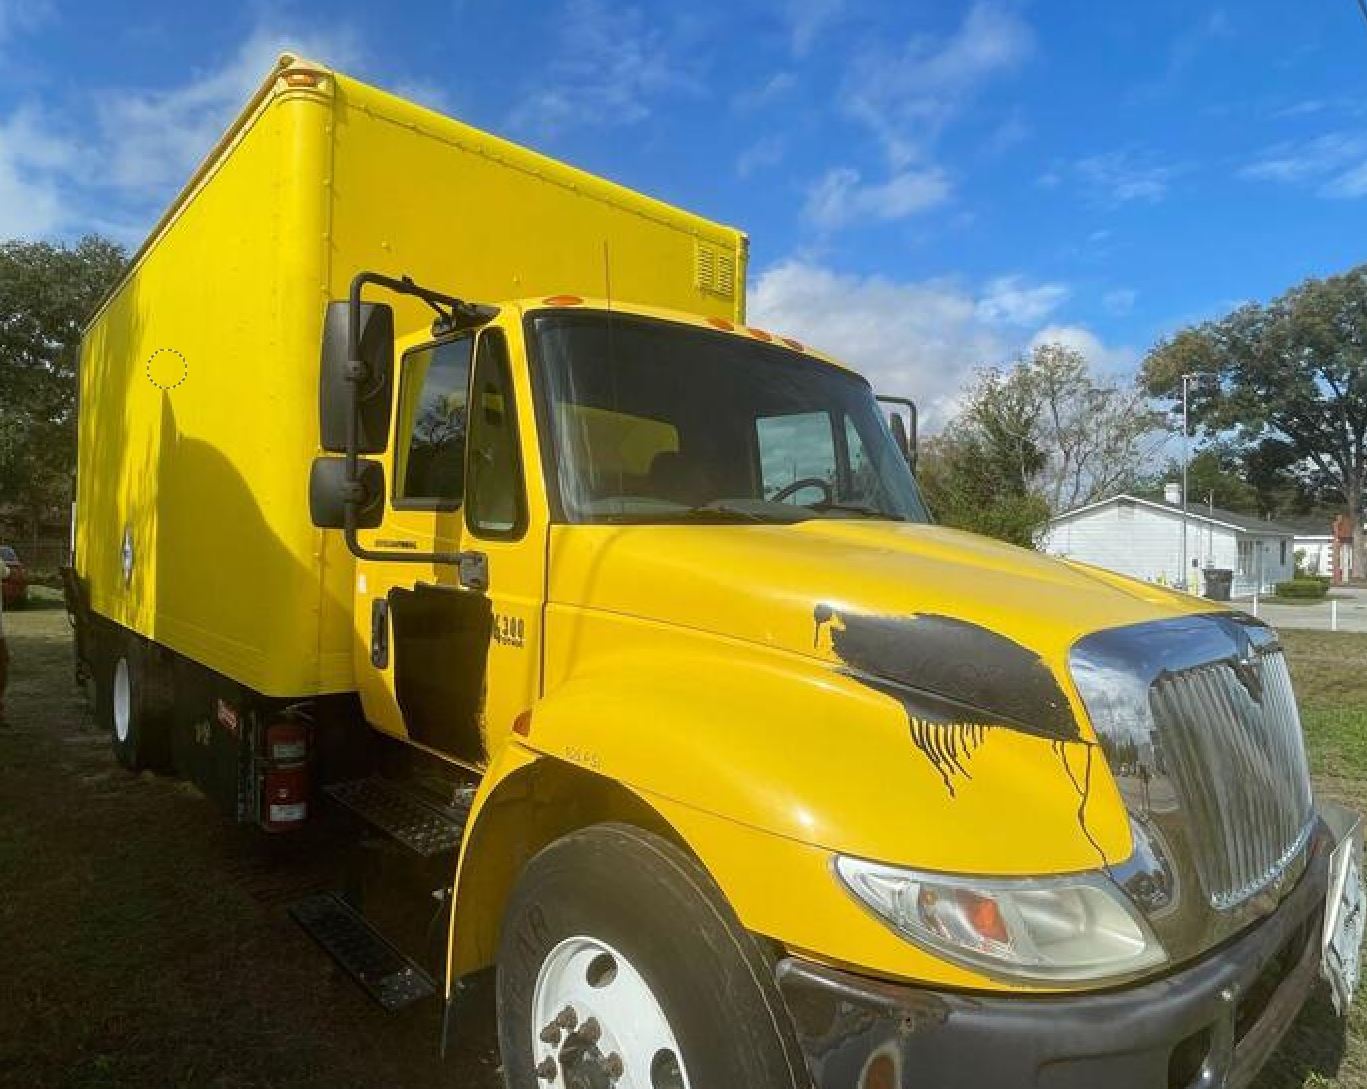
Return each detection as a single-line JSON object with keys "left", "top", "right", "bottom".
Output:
{"left": 813, "top": 501, "right": 900, "bottom": 520}
{"left": 674, "top": 503, "right": 798, "bottom": 524}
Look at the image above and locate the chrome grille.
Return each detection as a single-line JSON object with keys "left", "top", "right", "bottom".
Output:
{"left": 1149, "top": 648, "right": 1314, "bottom": 910}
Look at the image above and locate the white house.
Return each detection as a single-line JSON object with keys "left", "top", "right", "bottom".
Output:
{"left": 1041, "top": 492, "right": 1297, "bottom": 597}
{"left": 1282, "top": 515, "right": 1335, "bottom": 577}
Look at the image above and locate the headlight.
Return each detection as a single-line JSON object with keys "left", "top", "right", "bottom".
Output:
{"left": 835, "top": 856, "right": 1167, "bottom": 985}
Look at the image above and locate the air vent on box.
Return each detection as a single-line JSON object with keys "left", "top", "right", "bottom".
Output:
{"left": 695, "top": 242, "right": 736, "bottom": 299}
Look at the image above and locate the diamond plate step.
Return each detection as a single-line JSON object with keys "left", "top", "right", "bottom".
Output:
{"left": 325, "top": 776, "right": 470, "bottom": 857}
{"left": 289, "top": 890, "right": 436, "bottom": 1012}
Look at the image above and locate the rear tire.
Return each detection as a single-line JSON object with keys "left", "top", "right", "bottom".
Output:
{"left": 497, "top": 823, "right": 806, "bottom": 1089}
{"left": 95, "top": 631, "right": 173, "bottom": 772}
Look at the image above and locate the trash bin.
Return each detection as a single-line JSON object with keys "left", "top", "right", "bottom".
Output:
{"left": 1204, "top": 568, "right": 1233, "bottom": 601}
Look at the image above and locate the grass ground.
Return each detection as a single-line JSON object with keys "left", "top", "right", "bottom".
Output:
{"left": 0, "top": 599, "right": 1363, "bottom": 1087}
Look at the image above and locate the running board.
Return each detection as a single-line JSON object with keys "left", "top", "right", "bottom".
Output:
{"left": 289, "top": 891, "right": 437, "bottom": 1012}
{"left": 325, "top": 775, "right": 470, "bottom": 857}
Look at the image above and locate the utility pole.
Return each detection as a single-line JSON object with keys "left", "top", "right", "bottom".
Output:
{"left": 1181, "top": 374, "right": 1192, "bottom": 589}
{"left": 1179, "top": 373, "right": 1214, "bottom": 591}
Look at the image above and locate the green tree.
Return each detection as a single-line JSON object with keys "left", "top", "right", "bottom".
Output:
{"left": 919, "top": 365, "right": 1051, "bottom": 547}
{"left": 920, "top": 343, "right": 1160, "bottom": 547}
{"left": 1144, "top": 445, "right": 1260, "bottom": 514}
{"left": 0, "top": 236, "right": 127, "bottom": 539}
{"left": 1142, "top": 264, "right": 1367, "bottom": 574}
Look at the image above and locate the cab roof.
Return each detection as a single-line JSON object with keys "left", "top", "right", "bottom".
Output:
{"left": 506, "top": 295, "right": 853, "bottom": 375}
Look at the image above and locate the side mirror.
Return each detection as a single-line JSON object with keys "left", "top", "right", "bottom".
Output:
{"left": 309, "top": 456, "right": 386, "bottom": 529}
{"left": 877, "top": 395, "right": 918, "bottom": 471}
{"left": 319, "top": 300, "right": 395, "bottom": 454}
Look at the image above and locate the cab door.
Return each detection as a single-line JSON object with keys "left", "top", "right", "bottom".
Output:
{"left": 352, "top": 319, "right": 542, "bottom": 771}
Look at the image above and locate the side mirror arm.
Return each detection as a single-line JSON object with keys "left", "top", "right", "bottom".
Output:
{"left": 877, "top": 394, "right": 918, "bottom": 471}
{"left": 339, "top": 270, "right": 494, "bottom": 572}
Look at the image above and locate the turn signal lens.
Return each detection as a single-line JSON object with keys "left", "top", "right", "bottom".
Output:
{"left": 836, "top": 857, "right": 1166, "bottom": 985}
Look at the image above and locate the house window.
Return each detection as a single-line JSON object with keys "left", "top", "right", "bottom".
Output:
{"left": 1280, "top": 539, "right": 1287, "bottom": 566}
{"left": 1237, "top": 539, "right": 1254, "bottom": 575}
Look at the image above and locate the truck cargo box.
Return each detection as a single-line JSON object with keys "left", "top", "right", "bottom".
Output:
{"left": 76, "top": 54, "right": 746, "bottom": 698}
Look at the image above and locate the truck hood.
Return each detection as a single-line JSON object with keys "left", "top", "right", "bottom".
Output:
{"left": 548, "top": 519, "right": 1220, "bottom": 859}
{"left": 549, "top": 519, "right": 1217, "bottom": 686}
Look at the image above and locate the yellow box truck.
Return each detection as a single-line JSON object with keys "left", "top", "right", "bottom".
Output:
{"left": 69, "top": 54, "right": 1363, "bottom": 1089}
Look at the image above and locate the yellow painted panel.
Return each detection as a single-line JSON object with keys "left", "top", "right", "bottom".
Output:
{"left": 76, "top": 76, "right": 347, "bottom": 696}
{"left": 324, "top": 72, "right": 746, "bottom": 343}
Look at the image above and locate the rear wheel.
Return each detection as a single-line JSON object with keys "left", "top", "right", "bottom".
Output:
{"left": 497, "top": 823, "right": 806, "bottom": 1089}
{"left": 96, "top": 632, "right": 173, "bottom": 772}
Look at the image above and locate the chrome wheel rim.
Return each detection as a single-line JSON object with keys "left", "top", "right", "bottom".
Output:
{"left": 530, "top": 935, "right": 691, "bottom": 1089}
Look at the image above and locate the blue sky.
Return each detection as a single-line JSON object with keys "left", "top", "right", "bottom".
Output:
{"left": 4, "top": 0, "right": 1367, "bottom": 419}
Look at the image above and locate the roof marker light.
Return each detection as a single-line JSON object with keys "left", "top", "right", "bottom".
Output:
{"left": 781, "top": 337, "right": 804, "bottom": 351}
{"left": 543, "top": 295, "right": 584, "bottom": 307}
{"left": 283, "top": 70, "right": 324, "bottom": 89}
{"left": 747, "top": 327, "right": 773, "bottom": 342}
{"left": 707, "top": 317, "right": 735, "bottom": 331}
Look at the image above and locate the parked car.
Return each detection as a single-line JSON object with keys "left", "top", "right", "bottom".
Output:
{"left": 1, "top": 546, "right": 28, "bottom": 608}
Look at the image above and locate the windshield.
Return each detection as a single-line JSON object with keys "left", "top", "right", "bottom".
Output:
{"left": 532, "top": 312, "right": 930, "bottom": 525}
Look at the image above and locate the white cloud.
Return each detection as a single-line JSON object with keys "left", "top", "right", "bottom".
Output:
{"left": 1029, "top": 324, "right": 1138, "bottom": 376}
{"left": 94, "top": 25, "right": 362, "bottom": 193}
{"left": 0, "top": 21, "right": 372, "bottom": 241}
{"left": 1075, "top": 150, "right": 1178, "bottom": 205}
{"left": 1103, "top": 288, "right": 1137, "bottom": 316}
{"left": 508, "top": 0, "right": 701, "bottom": 138}
{"left": 803, "top": 166, "right": 951, "bottom": 230}
{"left": 1130, "top": 9, "right": 1233, "bottom": 102}
{"left": 786, "top": 0, "right": 845, "bottom": 58}
{"left": 736, "top": 134, "right": 785, "bottom": 178}
{"left": 391, "top": 79, "right": 455, "bottom": 116}
{"left": 842, "top": 2, "right": 1033, "bottom": 167}
{"left": 975, "top": 275, "right": 1069, "bottom": 325}
{"left": 0, "top": 107, "right": 78, "bottom": 238}
{"left": 749, "top": 260, "right": 1103, "bottom": 428}
{"left": 732, "top": 71, "right": 796, "bottom": 113}
{"left": 1240, "top": 132, "right": 1367, "bottom": 198}
{"left": 0, "top": 0, "right": 51, "bottom": 50}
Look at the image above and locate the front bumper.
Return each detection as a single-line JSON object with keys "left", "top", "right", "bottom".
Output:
{"left": 776, "top": 825, "right": 1332, "bottom": 1089}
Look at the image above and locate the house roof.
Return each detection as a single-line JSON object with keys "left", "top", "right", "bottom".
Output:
{"left": 1050, "top": 494, "right": 1301, "bottom": 537}
{"left": 1276, "top": 514, "right": 1336, "bottom": 538}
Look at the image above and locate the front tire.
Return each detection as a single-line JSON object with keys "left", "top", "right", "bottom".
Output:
{"left": 497, "top": 823, "right": 806, "bottom": 1089}
{"left": 95, "top": 632, "right": 173, "bottom": 772}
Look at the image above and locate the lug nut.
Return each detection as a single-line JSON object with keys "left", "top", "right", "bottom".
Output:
{"left": 539, "top": 1023, "right": 562, "bottom": 1045}
{"left": 604, "top": 1052, "right": 624, "bottom": 1079}
{"left": 555, "top": 1005, "right": 579, "bottom": 1030}
{"left": 579, "top": 1017, "right": 602, "bottom": 1045}
{"left": 535, "top": 1056, "right": 558, "bottom": 1081}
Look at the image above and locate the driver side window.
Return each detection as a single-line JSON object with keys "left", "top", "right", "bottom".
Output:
{"left": 393, "top": 336, "right": 474, "bottom": 509}
{"left": 756, "top": 411, "right": 836, "bottom": 499}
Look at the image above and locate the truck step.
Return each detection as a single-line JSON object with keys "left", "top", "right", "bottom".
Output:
{"left": 324, "top": 775, "right": 470, "bottom": 857}
{"left": 289, "top": 890, "right": 437, "bottom": 1012}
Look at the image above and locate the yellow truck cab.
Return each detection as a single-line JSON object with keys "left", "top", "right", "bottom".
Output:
{"left": 68, "top": 55, "right": 1363, "bottom": 1089}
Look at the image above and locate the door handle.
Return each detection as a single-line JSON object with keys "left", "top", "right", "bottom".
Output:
{"left": 459, "top": 552, "right": 489, "bottom": 592}
{"left": 370, "top": 598, "right": 389, "bottom": 669}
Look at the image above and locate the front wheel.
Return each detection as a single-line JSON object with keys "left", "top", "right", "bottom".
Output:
{"left": 497, "top": 823, "right": 806, "bottom": 1089}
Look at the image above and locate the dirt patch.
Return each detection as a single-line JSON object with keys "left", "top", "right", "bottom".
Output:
{"left": 0, "top": 603, "right": 500, "bottom": 1088}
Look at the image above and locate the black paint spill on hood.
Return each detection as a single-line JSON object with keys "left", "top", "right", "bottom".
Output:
{"left": 815, "top": 606, "right": 1083, "bottom": 795}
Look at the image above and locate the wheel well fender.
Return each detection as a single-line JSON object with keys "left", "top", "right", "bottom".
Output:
{"left": 447, "top": 750, "right": 691, "bottom": 982}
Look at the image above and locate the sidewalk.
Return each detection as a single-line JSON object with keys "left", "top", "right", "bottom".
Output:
{"left": 1239, "top": 586, "right": 1367, "bottom": 632}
